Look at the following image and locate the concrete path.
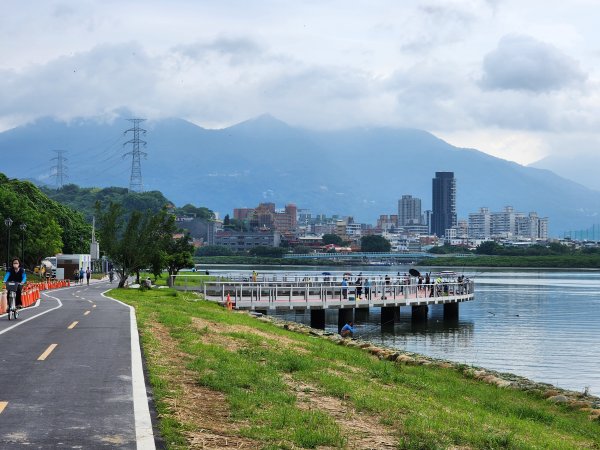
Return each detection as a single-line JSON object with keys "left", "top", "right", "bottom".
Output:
{"left": 0, "top": 281, "right": 156, "bottom": 449}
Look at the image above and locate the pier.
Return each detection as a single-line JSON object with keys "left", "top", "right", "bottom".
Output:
{"left": 174, "top": 271, "right": 475, "bottom": 329}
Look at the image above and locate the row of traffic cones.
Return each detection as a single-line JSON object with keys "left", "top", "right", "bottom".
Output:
{"left": 0, "top": 279, "right": 71, "bottom": 314}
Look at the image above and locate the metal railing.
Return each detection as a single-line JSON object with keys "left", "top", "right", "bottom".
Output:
{"left": 197, "top": 280, "right": 474, "bottom": 310}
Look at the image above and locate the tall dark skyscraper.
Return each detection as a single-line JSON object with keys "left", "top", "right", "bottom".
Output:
{"left": 431, "top": 172, "right": 457, "bottom": 237}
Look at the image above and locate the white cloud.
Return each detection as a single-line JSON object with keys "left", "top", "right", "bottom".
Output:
{"left": 480, "top": 34, "right": 585, "bottom": 92}
{"left": 2, "top": 0, "right": 600, "bottom": 170}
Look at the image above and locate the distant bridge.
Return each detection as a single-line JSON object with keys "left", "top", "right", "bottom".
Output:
{"left": 283, "top": 252, "right": 475, "bottom": 260}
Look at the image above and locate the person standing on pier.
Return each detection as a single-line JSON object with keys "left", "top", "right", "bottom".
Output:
{"left": 364, "top": 278, "right": 371, "bottom": 300}
{"left": 341, "top": 278, "right": 348, "bottom": 299}
{"left": 355, "top": 273, "right": 363, "bottom": 300}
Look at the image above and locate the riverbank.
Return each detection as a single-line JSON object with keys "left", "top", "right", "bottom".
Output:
{"left": 195, "top": 255, "right": 348, "bottom": 266}
{"left": 110, "top": 288, "right": 600, "bottom": 449}
{"left": 418, "top": 254, "right": 600, "bottom": 268}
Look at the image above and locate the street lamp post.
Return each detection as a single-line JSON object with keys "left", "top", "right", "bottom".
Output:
{"left": 20, "top": 223, "right": 26, "bottom": 267}
{"left": 5, "top": 217, "right": 13, "bottom": 269}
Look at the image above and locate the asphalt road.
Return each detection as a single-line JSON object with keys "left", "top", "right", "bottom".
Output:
{"left": 0, "top": 281, "right": 155, "bottom": 449}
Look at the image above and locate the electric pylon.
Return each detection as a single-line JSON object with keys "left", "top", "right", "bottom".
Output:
{"left": 51, "top": 150, "right": 68, "bottom": 189}
{"left": 123, "top": 118, "right": 147, "bottom": 192}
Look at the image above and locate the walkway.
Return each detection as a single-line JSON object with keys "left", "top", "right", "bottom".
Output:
{"left": 0, "top": 281, "right": 156, "bottom": 449}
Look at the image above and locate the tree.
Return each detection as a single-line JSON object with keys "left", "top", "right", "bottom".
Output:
{"left": 292, "top": 245, "right": 313, "bottom": 254}
{"left": 475, "top": 241, "right": 502, "bottom": 255}
{"left": 96, "top": 203, "right": 176, "bottom": 287}
{"left": 0, "top": 174, "right": 91, "bottom": 267}
{"left": 360, "top": 235, "right": 391, "bottom": 252}
{"left": 165, "top": 233, "right": 195, "bottom": 287}
{"left": 196, "top": 245, "right": 234, "bottom": 257}
{"left": 248, "top": 246, "right": 286, "bottom": 257}
{"left": 322, "top": 234, "right": 343, "bottom": 246}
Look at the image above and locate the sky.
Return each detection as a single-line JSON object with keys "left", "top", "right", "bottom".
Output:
{"left": 2, "top": 0, "right": 600, "bottom": 167}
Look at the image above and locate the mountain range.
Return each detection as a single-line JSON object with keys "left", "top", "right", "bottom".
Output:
{"left": 1, "top": 113, "right": 599, "bottom": 236}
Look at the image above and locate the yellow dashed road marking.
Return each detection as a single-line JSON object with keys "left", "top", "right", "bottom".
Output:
{"left": 0, "top": 402, "right": 7, "bottom": 414}
{"left": 67, "top": 321, "right": 79, "bottom": 329}
{"left": 38, "top": 344, "right": 58, "bottom": 361}
{"left": 84, "top": 311, "right": 90, "bottom": 316}
{"left": 92, "top": 304, "right": 96, "bottom": 308}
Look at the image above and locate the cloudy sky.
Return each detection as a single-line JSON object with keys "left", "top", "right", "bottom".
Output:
{"left": 2, "top": 0, "right": 599, "bottom": 166}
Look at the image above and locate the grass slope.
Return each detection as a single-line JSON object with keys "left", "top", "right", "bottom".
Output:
{"left": 109, "top": 289, "right": 600, "bottom": 449}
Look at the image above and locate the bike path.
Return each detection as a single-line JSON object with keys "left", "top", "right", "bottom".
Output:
{"left": 0, "top": 281, "right": 155, "bottom": 449}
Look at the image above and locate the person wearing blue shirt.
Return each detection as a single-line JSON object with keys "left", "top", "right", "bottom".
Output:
{"left": 341, "top": 278, "right": 348, "bottom": 299}
{"left": 4, "top": 257, "right": 27, "bottom": 308}
{"left": 340, "top": 321, "right": 355, "bottom": 338}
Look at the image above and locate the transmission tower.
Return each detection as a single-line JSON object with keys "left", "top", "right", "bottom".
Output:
{"left": 51, "top": 150, "right": 68, "bottom": 189}
{"left": 123, "top": 118, "right": 147, "bottom": 192}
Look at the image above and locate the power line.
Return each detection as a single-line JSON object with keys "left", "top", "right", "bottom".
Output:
{"left": 50, "top": 150, "right": 68, "bottom": 189}
{"left": 123, "top": 118, "right": 147, "bottom": 192}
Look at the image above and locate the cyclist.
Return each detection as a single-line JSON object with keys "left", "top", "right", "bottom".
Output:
{"left": 4, "top": 257, "right": 27, "bottom": 309}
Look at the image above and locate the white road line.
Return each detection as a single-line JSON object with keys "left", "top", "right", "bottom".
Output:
{"left": 0, "top": 295, "right": 63, "bottom": 336}
{"left": 101, "top": 290, "right": 156, "bottom": 449}
{"left": 38, "top": 344, "right": 58, "bottom": 361}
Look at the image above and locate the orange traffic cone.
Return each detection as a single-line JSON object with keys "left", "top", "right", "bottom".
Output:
{"left": 226, "top": 293, "right": 233, "bottom": 311}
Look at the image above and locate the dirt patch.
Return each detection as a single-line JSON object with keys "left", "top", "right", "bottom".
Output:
{"left": 145, "top": 319, "right": 260, "bottom": 449}
{"left": 191, "top": 316, "right": 309, "bottom": 353}
{"left": 285, "top": 375, "right": 398, "bottom": 449}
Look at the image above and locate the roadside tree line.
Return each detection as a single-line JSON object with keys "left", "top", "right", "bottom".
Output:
{"left": 96, "top": 203, "right": 195, "bottom": 288}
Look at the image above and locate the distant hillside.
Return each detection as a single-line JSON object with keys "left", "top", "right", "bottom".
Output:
{"left": 2, "top": 114, "right": 600, "bottom": 235}
{"left": 529, "top": 154, "right": 600, "bottom": 192}
{"left": 40, "top": 184, "right": 214, "bottom": 222}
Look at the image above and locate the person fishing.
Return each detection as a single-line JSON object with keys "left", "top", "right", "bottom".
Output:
{"left": 340, "top": 321, "right": 356, "bottom": 338}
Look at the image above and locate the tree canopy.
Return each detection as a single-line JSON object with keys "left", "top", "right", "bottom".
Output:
{"left": 41, "top": 183, "right": 184, "bottom": 221}
{"left": 360, "top": 235, "right": 391, "bottom": 252}
{"left": 0, "top": 174, "right": 91, "bottom": 267}
{"left": 322, "top": 234, "right": 343, "bottom": 246}
{"left": 96, "top": 203, "right": 177, "bottom": 287}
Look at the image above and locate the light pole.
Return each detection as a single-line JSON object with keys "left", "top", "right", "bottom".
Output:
{"left": 19, "top": 223, "right": 26, "bottom": 267}
{"left": 5, "top": 217, "right": 13, "bottom": 269}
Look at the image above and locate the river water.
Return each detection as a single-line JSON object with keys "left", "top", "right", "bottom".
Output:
{"left": 205, "top": 265, "right": 600, "bottom": 395}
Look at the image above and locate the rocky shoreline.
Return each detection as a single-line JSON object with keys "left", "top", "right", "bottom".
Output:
{"left": 249, "top": 311, "right": 600, "bottom": 422}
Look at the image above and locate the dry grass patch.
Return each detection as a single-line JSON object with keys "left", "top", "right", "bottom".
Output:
{"left": 191, "top": 315, "right": 310, "bottom": 354}
{"left": 146, "top": 318, "right": 260, "bottom": 449}
{"left": 284, "top": 375, "right": 399, "bottom": 449}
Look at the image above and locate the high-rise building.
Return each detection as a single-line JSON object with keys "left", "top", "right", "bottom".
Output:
{"left": 398, "top": 195, "right": 422, "bottom": 226}
{"left": 491, "top": 206, "right": 517, "bottom": 237}
{"left": 469, "top": 207, "right": 491, "bottom": 239}
{"left": 431, "top": 172, "right": 457, "bottom": 237}
{"left": 423, "top": 210, "right": 433, "bottom": 234}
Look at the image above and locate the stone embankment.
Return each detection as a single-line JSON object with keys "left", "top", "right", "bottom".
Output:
{"left": 249, "top": 312, "right": 600, "bottom": 422}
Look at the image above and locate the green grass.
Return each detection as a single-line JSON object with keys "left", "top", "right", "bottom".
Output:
{"left": 138, "top": 271, "right": 218, "bottom": 287}
{"left": 109, "top": 288, "right": 600, "bottom": 449}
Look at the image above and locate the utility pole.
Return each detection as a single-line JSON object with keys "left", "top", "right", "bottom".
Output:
{"left": 123, "top": 119, "right": 147, "bottom": 192}
{"left": 51, "top": 150, "right": 68, "bottom": 189}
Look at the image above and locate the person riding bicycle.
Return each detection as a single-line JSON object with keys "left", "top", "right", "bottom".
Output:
{"left": 4, "top": 257, "right": 26, "bottom": 308}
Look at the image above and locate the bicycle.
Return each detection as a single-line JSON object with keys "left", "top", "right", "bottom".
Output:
{"left": 6, "top": 282, "right": 23, "bottom": 320}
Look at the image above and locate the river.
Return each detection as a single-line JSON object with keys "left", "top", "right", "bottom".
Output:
{"left": 203, "top": 265, "right": 600, "bottom": 395}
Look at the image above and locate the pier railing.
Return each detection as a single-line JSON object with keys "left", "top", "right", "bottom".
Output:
{"left": 173, "top": 275, "right": 474, "bottom": 310}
